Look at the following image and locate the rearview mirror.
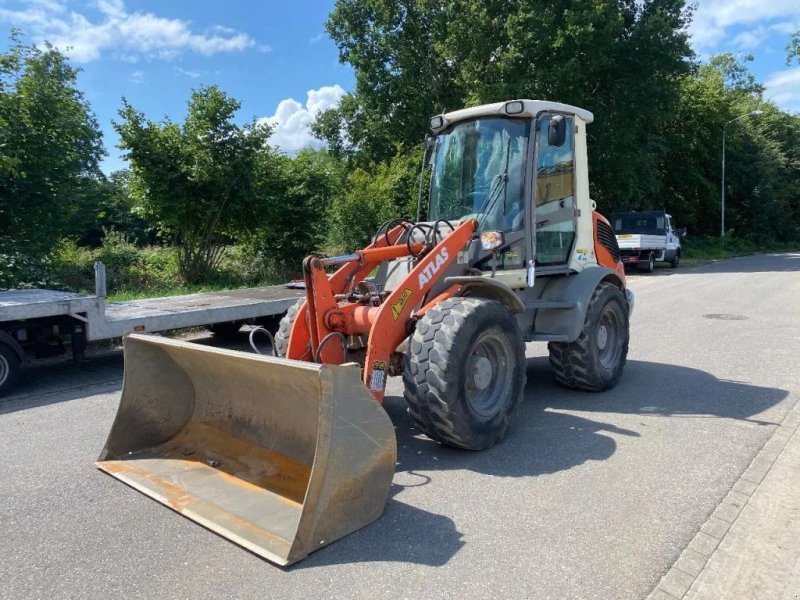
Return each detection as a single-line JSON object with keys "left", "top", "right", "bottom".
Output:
{"left": 548, "top": 115, "right": 566, "bottom": 147}
{"left": 679, "top": 226, "right": 687, "bottom": 237}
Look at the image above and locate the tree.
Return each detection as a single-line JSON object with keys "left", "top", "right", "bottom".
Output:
{"left": 246, "top": 148, "right": 345, "bottom": 276}
{"left": 319, "top": 0, "right": 693, "bottom": 211}
{"left": 0, "top": 33, "right": 104, "bottom": 257}
{"left": 327, "top": 148, "right": 423, "bottom": 251}
{"left": 115, "top": 85, "right": 273, "bottom": 282}
{"left": 786, "top": 31, "right": 800, "bottom": 66}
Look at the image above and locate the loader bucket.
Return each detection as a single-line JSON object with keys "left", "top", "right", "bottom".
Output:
{"left": 97, "top": 334, "right": 396, "bottom": 566}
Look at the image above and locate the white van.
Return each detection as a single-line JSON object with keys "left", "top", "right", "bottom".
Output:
{"left": 612, "top": 211, "right": 683, "bottom": 272}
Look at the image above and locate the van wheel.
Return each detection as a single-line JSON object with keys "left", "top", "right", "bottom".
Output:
{"left": 403, "top": 297, "right": 526, "bottom": 450}
{"left": 548, "top": 282, "right": 629, "bottom": 392}
{"left": 0, "top": 343, "right": 21, "bottom": 398}
{"left": 639, "top": 253, "right": 655, "bottom": 273}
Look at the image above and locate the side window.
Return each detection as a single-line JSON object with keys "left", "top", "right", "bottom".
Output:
{"left": 666, "top": 216, "right": 673, "bottom": 233}
{"left": 535, "top": 115, "right": 576, "bottom": 265}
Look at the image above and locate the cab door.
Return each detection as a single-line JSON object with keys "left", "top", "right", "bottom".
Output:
{"left": 666, "top": 215, "right": 679, "bottom": 258}
{"left": 533, "top": 114, "right": 576, "bottom": 267}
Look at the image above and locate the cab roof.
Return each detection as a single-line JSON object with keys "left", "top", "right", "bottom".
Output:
{"left": 432, "top": 100, "right": 594, "bottom": 134}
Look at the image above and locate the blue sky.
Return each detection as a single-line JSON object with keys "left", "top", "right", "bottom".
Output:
{"left": 0, "top": 0, "right": 798, "bottom": 174}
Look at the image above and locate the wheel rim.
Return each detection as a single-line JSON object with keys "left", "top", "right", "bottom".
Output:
{"left": 597, "top": 304, "right": 623, "bottom": 371}
{"left": 464, "top": 330, "right": 514, "bottom": 419}
{"left": 0, "top": 353, "right": 8, "bottom": 387}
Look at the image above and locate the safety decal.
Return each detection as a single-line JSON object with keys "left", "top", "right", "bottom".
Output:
{"left": 391, "top": 288, "right": 414, "bottom": 321}
{"left": 370, "top": 361, "right": 387, "bottom": 391}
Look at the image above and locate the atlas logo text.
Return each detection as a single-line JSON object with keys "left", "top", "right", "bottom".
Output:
{"left": 418, "top": 247, "right": 449, "bottom": 288}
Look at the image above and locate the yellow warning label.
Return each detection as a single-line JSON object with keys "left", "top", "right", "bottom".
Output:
{"left": 391, "top": 288, "right": 414, "bottom": 321}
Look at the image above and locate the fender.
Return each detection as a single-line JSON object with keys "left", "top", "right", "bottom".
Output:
{"left": 444, "top": 276, "right": 526, "bottom": 314}
{"left": 534, "top": 266, "right": 625, "bottom": 342}
{"left": 0, "top": 330, "right": 25, "bottom": 362}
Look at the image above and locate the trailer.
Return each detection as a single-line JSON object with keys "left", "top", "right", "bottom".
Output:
{"left": 611, "top": 210, "right": 684, "bottom": 272}
{"left": 0, "top": 262, "right": 304, "bottom": 397}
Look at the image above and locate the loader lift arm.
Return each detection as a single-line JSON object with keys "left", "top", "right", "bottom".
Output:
{"left": 292, "top": 218, "right": 478, "bottom": 401}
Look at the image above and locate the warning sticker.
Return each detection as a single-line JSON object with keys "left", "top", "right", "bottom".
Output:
{"left": 390, "top": 288, "right": 413, "bottom": 321}
{"left": 370, "top": 361, "right": 387, "bottom": 391}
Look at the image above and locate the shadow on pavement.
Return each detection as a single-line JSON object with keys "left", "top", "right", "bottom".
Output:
{"left": 628, "top": 252, "right": 800, "bottom": 277}
{"left": 296, "top": 357, "right": 787, "bottom": 568}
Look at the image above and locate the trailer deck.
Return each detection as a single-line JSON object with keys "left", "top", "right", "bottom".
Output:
{"left": 0, "top": 263, "right": 307, "bottom": 396}
{"left": 96, "top": 286, "right": 304, "bottom": 338}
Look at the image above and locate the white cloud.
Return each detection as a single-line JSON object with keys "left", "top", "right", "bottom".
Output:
{"left": 309, "top": 32, "right": 324, "bottom": 45}
{"left": 689, "top": 0, "right": 800, "bottom": 51}
{"left": 258, "top": 85, "right": 346, "bottom": 153}
{"left": 129, "top": 69, "right": 144, "bottom": 83}
{"left": 174, "top": 66, "right": 202, "bottom": 79}
{"left": 764, "top": 67, "right": 800, "bottom": 112}
{"left": 0, "top": 0, "right": 262, "bottom": 62}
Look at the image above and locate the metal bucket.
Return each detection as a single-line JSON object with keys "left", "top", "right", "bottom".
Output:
{"left": 97, "top": 334, "right": 396, "bottom": 566}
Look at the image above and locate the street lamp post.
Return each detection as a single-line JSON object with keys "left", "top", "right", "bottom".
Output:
{"left": 721, "top": 110, "right": 763, "bottom": 237}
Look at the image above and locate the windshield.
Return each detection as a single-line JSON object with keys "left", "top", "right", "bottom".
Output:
{"left": 428, "top": 117, "right": 530, "bottom": 231}
{"left": 613, "top": 213, "right": 666, "bottom": 235}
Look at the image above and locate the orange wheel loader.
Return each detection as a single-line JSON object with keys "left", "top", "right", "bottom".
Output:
{"left": 97, "top": 100, "right": 634, "bottom": 566}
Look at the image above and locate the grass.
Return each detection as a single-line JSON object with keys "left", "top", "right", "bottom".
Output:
{"left": 681, "top": 236, "right": 799, "bottom": 261}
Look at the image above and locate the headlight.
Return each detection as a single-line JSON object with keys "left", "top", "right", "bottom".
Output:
{"left": 480, "top": 231, "right": 504, "bottom": 250}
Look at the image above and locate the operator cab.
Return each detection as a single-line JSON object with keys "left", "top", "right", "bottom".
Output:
{"left": 427, "top": 100, "right": 595, "bottom": 278}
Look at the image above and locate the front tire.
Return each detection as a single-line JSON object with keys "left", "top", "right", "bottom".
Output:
{"left": 548, "top": 282, "right": 629, "bottom": 392}
{"left": 274, "top": 300, "right": 303, "bottom": 357}
{"left": 403, "top": 297, "right": 526, "bottom": 450}
{"left": 670, "top": 251, "right": 680, "bottom": 269}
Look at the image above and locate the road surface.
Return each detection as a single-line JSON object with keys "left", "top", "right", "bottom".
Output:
{"left": 1, "top": 253, "right": 798, "bottom": 599}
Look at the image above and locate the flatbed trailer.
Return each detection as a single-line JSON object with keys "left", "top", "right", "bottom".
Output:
{"left": 0, "top": 262, "right": 303, "bottom": 396}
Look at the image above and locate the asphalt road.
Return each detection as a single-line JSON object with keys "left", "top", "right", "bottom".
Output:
{"left": 2, "top": 253, "right": 798, "bottom": 600}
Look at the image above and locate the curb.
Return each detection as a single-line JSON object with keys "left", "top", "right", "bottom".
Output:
{"left": 647, "top": 396, "right": 800, "bottom": 600}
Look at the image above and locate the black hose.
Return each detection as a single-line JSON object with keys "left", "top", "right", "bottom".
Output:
{"left": 249, "top": 327, "right": 278, "bottom": 357}
{"left": 406, "top": 222, "right": 434, "bottom": 257}
{"left": 314, "top": 331, "right": 348, "bottom": 364}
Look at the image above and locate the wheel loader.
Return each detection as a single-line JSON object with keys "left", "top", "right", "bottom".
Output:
{"left": 97, "top": 99, "right": 633, "bottom": 566}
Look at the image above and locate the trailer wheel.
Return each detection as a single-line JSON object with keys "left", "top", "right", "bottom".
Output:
{"left": 403, "top": 297, "right": 526, "bottom": 450}
{"left": 548, "top": 282, "right": 629, "bottom": 392}
{"left": 274, "top": 300, "right": 304, "bottom": 358}
{"left": 0, "top": 343, "right": 21, "bottom": 398}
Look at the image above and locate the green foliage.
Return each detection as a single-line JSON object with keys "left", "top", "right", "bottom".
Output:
{"left": 115, "top": 85, "right": 273, "bottom": 283}
{"left": 321, "top": 0, "right": 693, "bottom": 209}
{"left": 786, "top": 31, "right": 800, "bottom": 66}
{"left": 79, "top": 170, "right": 154, "bottom": 247}
{"left": 0, "top": 33, "right": 104, "bottom": 257}
{"left": 39, "top": 235, "right": 276, "bottom": 298}
{"left": 328, "top": 148, "right": 423, "bottom": 252}
{"left": 682, "top": 235, "right": 799, "bottom": 260}
{"left": 245, "top": 148, "right": 344, "bottom": 278}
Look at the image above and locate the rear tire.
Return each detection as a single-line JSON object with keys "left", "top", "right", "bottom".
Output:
{"left": 548, "top": 282, "right": 629, "bottom": 392}
{"left": 403, "top": 297, "right": 526, "bottom": 450}
{"left": 639, "top": 252, "right": 655, "bottom": 273}
{"left": 0, "top": 343, "right": 21, "bottom": 398}
{"left": 274, "top": 300, "right": 303, "bottom": 358}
